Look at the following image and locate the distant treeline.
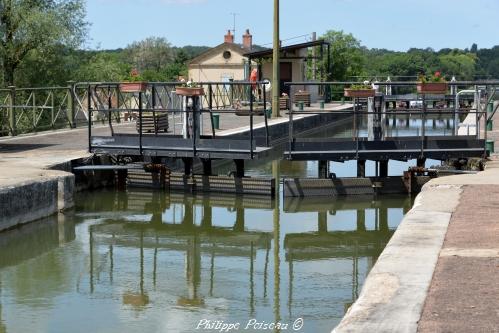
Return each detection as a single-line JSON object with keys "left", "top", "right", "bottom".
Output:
{"left": 312, "top": 30, "right": 499, "bottom": 82}
{"left": 2, "top": 6, "right": 499, "bottom": 88}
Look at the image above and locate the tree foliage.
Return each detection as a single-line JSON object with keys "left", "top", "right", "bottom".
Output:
{"left": 0, "top": 0, "right": 87, "bottom": 86}
{"left": 319, "top": 30, "right": 365, "bottom": 81}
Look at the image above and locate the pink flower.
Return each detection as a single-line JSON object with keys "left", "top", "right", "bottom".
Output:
{"left": 131, "top": 68, "right": 139, "bottom": 77}
{"left": 434, "top": 71, "right": 441, "bottom": 77}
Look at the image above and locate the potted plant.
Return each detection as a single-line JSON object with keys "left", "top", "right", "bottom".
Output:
{"left": 417, "top": 71, "right": 448, "bottom": 94}
{"left": 344, "top": 84, "right": 375, "bottom": 98}
{"left": 175, "top": 80, "right": 205, "bottom": 96}
{"left": 120, "top": 69, "right": 148, "bottom": 93}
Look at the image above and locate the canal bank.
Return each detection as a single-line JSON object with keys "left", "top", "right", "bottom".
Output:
{"left": 333, "top": 157, "right": 499, "bottom": 333}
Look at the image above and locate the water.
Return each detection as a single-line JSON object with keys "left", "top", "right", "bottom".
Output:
{"left": 0, "top": 115, "right": 452, "bottom": 333}
{"left": 0, "top": 189, "right": 411, "bottom": 333}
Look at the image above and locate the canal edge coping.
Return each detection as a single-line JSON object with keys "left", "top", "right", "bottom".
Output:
{"left": 332, "top": 182, "right": 463, "bottom": 333}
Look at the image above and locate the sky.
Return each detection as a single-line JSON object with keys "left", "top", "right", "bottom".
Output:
{"left": 86, "top": 0, "right": 499, "bottom": 51}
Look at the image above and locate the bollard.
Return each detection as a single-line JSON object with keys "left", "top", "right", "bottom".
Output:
{"left": 212, "top": 113, "right": 220, "bottom": 130}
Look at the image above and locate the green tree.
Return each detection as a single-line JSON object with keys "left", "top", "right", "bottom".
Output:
{"left": 320, "top": 30, "right": 365, "bottom": 81}
{"left": 123, "top": 37, "right": 174, "bottom": 72}
{"left": 439, "top": 52, "right": 477, "bottom": 80}
{"left": 75, "top": 52, "right": 128, "bottom": 82}
{"left": 0, "top": 0, "right": 87, "bottom": 86}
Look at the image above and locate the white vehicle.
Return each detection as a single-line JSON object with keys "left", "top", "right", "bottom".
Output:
{"left": 409, "top": 100, "right": 423, "bottom": 108}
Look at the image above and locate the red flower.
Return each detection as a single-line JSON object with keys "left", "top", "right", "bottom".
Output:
{"left": 130, "top": 68, "right": 139, "bottom": 77}
{"left": 434, "top": 71, "right": 441, "bottom": 77}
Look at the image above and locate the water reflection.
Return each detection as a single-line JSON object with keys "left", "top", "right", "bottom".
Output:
{"left": 0, "top": 189, "right": 412, "bottom": 333}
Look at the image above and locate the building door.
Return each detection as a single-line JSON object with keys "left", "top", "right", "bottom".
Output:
{"left": 280, "top": 62, "right": 292, "bottom": 96}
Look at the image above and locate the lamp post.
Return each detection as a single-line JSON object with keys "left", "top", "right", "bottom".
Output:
{"left": 272, "top": 0, "right": 280, "bottom": 118}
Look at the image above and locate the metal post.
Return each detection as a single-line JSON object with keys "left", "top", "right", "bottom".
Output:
{"left": 209, "top": 84, "right": 215, "bottom": 138}
{"left": 87, "top": 85, "right": 92, "bottom": 152}
{"left": 357, "top": 160, "right": 366, "bottom": 178}
{"left": 192, "top": 96, "right": 197, "bottom": 157}
{"left": 379, "top": 160, "right": 388, "bottom": 178}
{"left": 325, "top": 44, "right": 331, "bottom": 103}
{"left": 139, "top": 91, "right": 143, "bottom": 155}
{"left": 235, "top": 159, "right": 244, "bottom": 178}
{"left": 152, "top": 85, "right": 157, "bottom": 135}
{"left": 263, "top": 83, "right": 269, "bottom": 146}
{"left": 32, "top": 91, "right": 36, "bottom": 130}
{"left": 271, "top": 0, "right": 280, "bottom": 118}
{"left": 107, "top": 86, "right": 114, "bottom": 136}
{"left": 67, "top": 81, "right": 76, "bottom": 128}
{"left": 288, "top": 90, "right": 293, "bottom": 159}
{"left": 8, "top": 86, "right": 16, "bottom": 136}
{"left": 250, "top": 82, "right": 254, "bottom": 159}
{"left": 201, "top": 159, "right": 212, "bottom": 176}
{"left": 50, "top": 91, "right": 55, "bottom": 128}
{"left": 354, "top": 98, "right": 359, "bottom": 159}
{"left": 318, "top": 160, "right": 329, "bottom": 179}
{"left": 475, "top": 86, "right": 480, "bottom": 140}
{"left": 421, "top": 94, "right": 426, "bottom": 158}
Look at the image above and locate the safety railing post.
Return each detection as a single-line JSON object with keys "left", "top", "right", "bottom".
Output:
{"left": 288, "top": 87, "right": 293, "bottom": 159}
{"left": 263, "top": 83, "right": 269, "bottom": 147}
{"left": 209, "top": 84, "right": 215, "bottom": 138}
{"left": 8, "top": 86, "right": 16, "bottom": 136}
{"left": 250, "top": 83, "right": 254, "bottom": 159}
{"left": 139, "top": 91, "right": 143, "bottom": 155}
{"left": 50, "top": 91, "right": 55, "bottom": 128}
{"left": 67, "top": 81, "right": 76, "bottom": 128}
{"left": 87, "top": 85, "right": 92, "bottom": 152}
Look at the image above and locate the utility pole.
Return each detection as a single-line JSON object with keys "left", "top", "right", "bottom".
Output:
{"left": 272, "top": 0, "right": 280, "bottom": 118}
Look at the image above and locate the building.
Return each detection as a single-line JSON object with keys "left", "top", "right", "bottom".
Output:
{"left": 187, "top": 30, "right": 254, "bottom": 83}
{"left": 244, "top": 40, "right": 330, "bottom": 98}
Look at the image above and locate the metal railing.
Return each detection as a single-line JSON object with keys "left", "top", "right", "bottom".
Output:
{"left": 85, "top": 81, "right": 270, "bottom": 159}
{"left": 285, "top": 81, "right": 499, "bottom": 159}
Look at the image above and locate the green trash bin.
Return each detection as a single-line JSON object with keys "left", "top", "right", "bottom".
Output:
{"left": 212, "top": 113, "right": 220, "bottom": 130}
{"left": 265, "top": 108, "right": 272, "bottom": 118}
{"left": 486, "top": 140, "right": 494, "bottom": 156}
{"left": 318, "top": 100, "right": 325, "bottom": 109}
{"left": 298, "top": 101, "right": 304, "bottom": 111}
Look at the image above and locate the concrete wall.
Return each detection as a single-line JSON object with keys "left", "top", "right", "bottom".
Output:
{"left": 0, "top": 172, "right": 74, "bottom": 232}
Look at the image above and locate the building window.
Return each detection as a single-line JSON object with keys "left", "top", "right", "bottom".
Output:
{"left": 223, "top": 51, "right": 232, "bottom": 60}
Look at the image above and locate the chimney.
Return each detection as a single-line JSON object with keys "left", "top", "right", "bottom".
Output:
{"left": 242, "top": 29, "right": 252, "bottom": 50}
{"left": 224, "top": 30, "right": 234, "bottom": 44}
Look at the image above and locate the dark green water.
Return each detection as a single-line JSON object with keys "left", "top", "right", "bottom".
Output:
{"left": 0, "top": 185, "right": 412, "bottom": 333}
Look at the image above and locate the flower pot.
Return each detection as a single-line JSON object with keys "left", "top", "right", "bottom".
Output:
{"left": 119, "top": 82, "right": 148, "bottom": 93}
{"left": 417, "top": 82, "right": 448, "bottom": 94}
{"left": 175, "top": 87, "right": 205, "bottom": 96}
{"left": 344, "top": 88, "right": 375, "bottom": 98}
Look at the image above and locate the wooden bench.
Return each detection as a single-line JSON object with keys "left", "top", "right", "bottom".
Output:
{"left": 294, "top": 92, "right": 311, "bottom": 107}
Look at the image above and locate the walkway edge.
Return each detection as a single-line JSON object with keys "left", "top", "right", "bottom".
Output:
{"left": 0, "top": 170, "right": 75, "bottom": 231}
{"left": 332, "top": 183, "right": 463, "bottom": 333}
